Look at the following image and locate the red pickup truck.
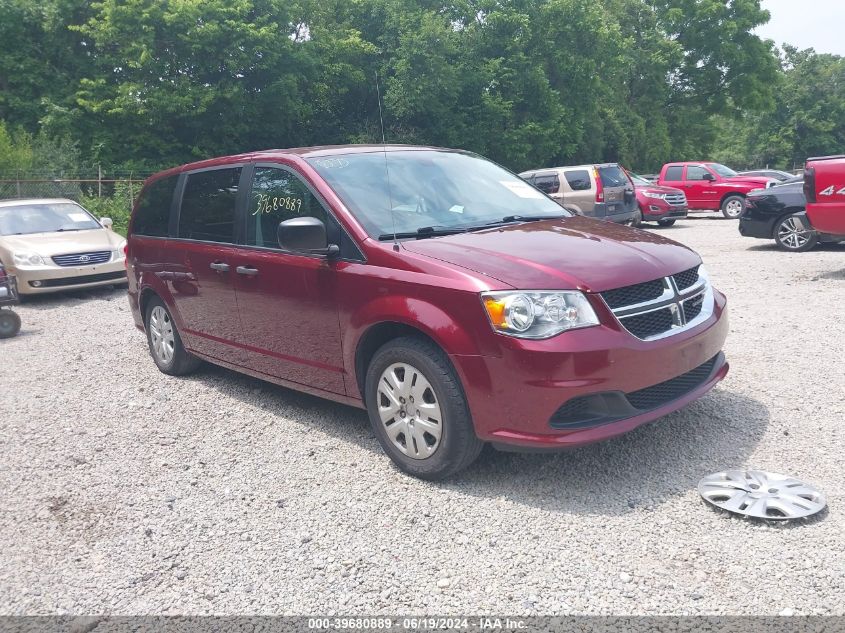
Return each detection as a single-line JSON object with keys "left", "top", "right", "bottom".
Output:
{"left": 658, "top": 162, "right": 775, "bottom": 218}
{"left": 804, "top": 155, "right": 845, "bottom": 235}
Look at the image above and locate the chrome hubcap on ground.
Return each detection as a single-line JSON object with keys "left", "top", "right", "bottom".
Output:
{"left": 377, "top": 362, "right": 443, "bottom": 459}
{"left": 778, "top": 217, "right": 812, "bottom": 249}
{"left": 149, "top": 305, "right": 175, "bottom": 364}
{"left": 725, "top": 200, "right": 743, "bottom": 217}
{"left": 698, "top": 470, "right": 826, "bottom": 520}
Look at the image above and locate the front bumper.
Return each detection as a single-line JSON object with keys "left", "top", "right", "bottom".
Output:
{"left": 10, "top": 260, "right": 127, "bottom": 294}
{"left": 643, "top": 204, "right": 688, "bottom": 220}
{"left": 453, "top": 289, "right": 729, "bottom": 448}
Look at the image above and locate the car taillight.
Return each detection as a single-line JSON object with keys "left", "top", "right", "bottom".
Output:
{"left": 123, "top": 244, "right": 129, "bottom": 269}
{"left": 804, "top": 167, "right": 816, "bottom": 203}
{"left": 594, "top": 167, "right": 604, "bottom": 202}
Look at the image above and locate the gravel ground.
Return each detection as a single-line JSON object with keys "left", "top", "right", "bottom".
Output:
{"left": 1, "top": 216, "right": 844, "bottom": 616}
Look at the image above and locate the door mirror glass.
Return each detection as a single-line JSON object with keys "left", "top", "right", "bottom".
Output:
{"left": 278, "top": 217, "right": 338, "bottom": 256}
{"left": 100, "top": 216, "right": 113, "bottom": 229}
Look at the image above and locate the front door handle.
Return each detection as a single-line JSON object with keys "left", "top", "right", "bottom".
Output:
{"left": 236, "top": 265, "right": 259, "bottom": 276}
{"left": 209, "top": 262, "right": 230, "bottom": 272}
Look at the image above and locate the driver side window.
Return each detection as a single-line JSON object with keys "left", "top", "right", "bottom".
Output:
{"left": 686, "top": 166, "right": 711, "bottom": 181}
{"left": 246, "top": 167, "right": 328, "bottom": 248}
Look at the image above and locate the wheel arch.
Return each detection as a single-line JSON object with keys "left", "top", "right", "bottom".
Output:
{"left": 719, "top": 191, "right": 746, "bottom": 207}
{"left": 354, "top": 321, "right": 445, "bottom": 399}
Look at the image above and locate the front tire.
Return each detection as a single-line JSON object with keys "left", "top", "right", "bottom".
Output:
{"left": 364, "top": 336, "right": 483, "bottom": 480}
{"left": 657, "top": 219, "right": 676, "bottom": 227}
{"left": 721, "top": 195, "right": 745, "bottom": 219}
{"left": 774, "top": 214, "right": 818, "bottom": 252}
{"left": 0, "top": 310, "right": 21, "bottom": 338}
{"left": 145, "top": 297, "right": 201, "bottom": 376}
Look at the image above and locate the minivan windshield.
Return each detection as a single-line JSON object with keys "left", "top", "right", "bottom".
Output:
{"left": 307, "top": 150, "right": 569, "bottom": 238}
{"left": 709, "top": 163, "right": 738, "bottom": 178}
{"left": 0, "top": 202, "right": 101, "bottom": 236}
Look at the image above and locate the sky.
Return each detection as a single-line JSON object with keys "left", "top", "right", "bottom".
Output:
{"left": 755, "top": 0, "right": 845, "bottom": 56}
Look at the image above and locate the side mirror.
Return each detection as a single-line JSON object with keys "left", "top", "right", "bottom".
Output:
{"left": 277, "top": 217, "right": 339, "bottom": 257}
{"left": 100, "top": 217, "right": 113, "bottom": 229}
{"left": 703, "top": 173, "right": 716, "bottom": 182}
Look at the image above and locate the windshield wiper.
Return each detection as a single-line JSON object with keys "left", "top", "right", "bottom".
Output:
{"left": 55, "top": 228, "right": 83, "bottom": 232}
{"left": 378, "top": 226, "right": 470, "bottom": 241}
{"left": 482, "top": 214, "right": 567, "bottom": 227}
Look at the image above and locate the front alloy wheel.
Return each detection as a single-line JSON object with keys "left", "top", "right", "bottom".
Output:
{"left": 721, "top": 195, "right": 745, "bottom": 219}
{"left": 774, "top": 214, "right": 818, "bottom": 252}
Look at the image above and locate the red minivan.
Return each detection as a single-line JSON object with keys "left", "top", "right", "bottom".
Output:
{"left": 127, "top": 146, "right": 729, "bottom": 479}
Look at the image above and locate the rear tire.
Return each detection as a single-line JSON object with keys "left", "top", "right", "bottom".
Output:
{"left": 364, "top": 336, "right": 483, "bottom": 480}
{"left": 721, "top": 195, "right": 745, "bottom": 219}
{"left": 657, "top": 219, "right": 676, "bottom": 227}
{"left": 0, "top": 310, "right": 21, "bottom": 338}
{"left": 145, "top": 296, "right": 201, "bottom": 376}
{"left": 774, "top": 213, "right": 818, "bottom": 252}
{"left": 630, "top": 208, "right": 643, "bottom": 227}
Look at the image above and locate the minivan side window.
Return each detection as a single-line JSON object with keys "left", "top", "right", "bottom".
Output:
{"left": 132, "top": 175, "right": 177, "bottom": 237}
{"left": 664, "top": 166, "right": 683, "bottom": 180}
{"left": 564, "top": 170, "right": 591, "bottom": 191}
{"left": 178, "top": 168, "right": 242, "bottom": 243}
{"left": 246, "top": 167, "right": 328, "bottom": 249}
{"left": 533, "top": 174, "right": 560, "bottom": 194}
{"left": 686, "top": 165, "right": 711, "bottom": 181}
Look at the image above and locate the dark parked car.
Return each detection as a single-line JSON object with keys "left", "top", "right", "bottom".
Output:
{"left": 738, "top": 169, "right": 794, "bottom": 183}
{"left": 739, "top": 179, "right": 843, "bottom": 251}
{"left": 127, "top": 145, "right": 729, "bottom": 479}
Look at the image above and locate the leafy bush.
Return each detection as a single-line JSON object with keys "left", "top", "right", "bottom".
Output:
{"left": 79, "top": 182, "right": 138, "bottom": 236}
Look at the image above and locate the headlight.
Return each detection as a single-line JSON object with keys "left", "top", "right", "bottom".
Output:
{"left": 643, "top": 191, "right": 667, "bottom": 199}
{"left": 481, "top": 290, "right": 600, "bottom": 339}
{"left": 114, "top": 240, "right": 127, "bottom": 260}
{"left": 12, "top": 252, "right": 46, "bottom": 267}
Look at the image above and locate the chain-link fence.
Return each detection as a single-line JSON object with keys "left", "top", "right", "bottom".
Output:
{"left": 0, "top": 171, "right": 149, "bottom": 202}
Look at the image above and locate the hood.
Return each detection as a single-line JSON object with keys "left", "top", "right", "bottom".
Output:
{"left": 0, "top": 228, "right": 123, "bottom": 257}
{"left": 402, "top": 216, "right": 701, "bottom": 292}
{"left": 723, "top": 176, "right": 773, "bottom": 187}
{"left": 635, "top": 183, "right": 683, "bottom": 195}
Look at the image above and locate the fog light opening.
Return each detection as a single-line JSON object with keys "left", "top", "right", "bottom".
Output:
{"left": 31, "top": 280, "right": 42, "bottom": 287}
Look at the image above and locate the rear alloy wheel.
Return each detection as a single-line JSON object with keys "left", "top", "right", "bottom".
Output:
{"left": 365, "top": 336, "right": 483, "bottom": 480}
{"left": 657, "top": 219, "right": 676, "bottom": 227}
{"left": 774, "top": 214, "right": 818, "bottom": 252}
{"left": 145, "top": 297, "right": 201, "bottom": 376}
{"left": 721, "top": 195, "right": 746, "bottom": 219}
{"left": 630, "top": 208, "right": 643, "bottom": 228}
{"left": 0, "top": 310, "right": 21, "bottom": 338}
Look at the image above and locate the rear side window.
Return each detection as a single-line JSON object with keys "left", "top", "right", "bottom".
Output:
{"left": 664, "top": 166, "right": 683, "bottom": 180}
{"left": 246, "top": 167, "right": 328, "bottom": 249}
{"left": 686, "top": 166, "right": 710, "bottom": 181}
{"left": 133, "top": 176, "right": 177, "bottom": 237}
{"left": 178, "top": 168, "right": 242, "bottom": 243}
{"left": 564, "top": 170, "right": 591, "bottom": 191}
{"left": 533, "top": 174, "right": 560, "bottom": 194}
{"left": 597, "top": 165, "right": 630, "bottom": 187}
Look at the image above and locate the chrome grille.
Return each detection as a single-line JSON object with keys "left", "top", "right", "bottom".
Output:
{"left": 601, "top": 268, "right": 713, "bottom": 340}
{"left": 600, "top": 279, "right": 664, "bottom": 309}
{"left": 673, "top": 265, "right": 700, "bottom": 291}
{"left": 51, "top": 251, "right": 112, "bottom": 267}
{"left": 664, "top": 193, "right": 687, "bottom": 207}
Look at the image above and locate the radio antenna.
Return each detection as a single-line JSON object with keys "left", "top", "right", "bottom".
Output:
{"left": 375, "top": 71, "right": 399, "bottom": 250}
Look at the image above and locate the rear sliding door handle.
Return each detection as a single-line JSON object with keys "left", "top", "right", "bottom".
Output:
{"left": 236, "top": 265, "right": 259, "bottom": 276}
{"left": 209, "top": 262, "right": 230, "bottom": 272}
